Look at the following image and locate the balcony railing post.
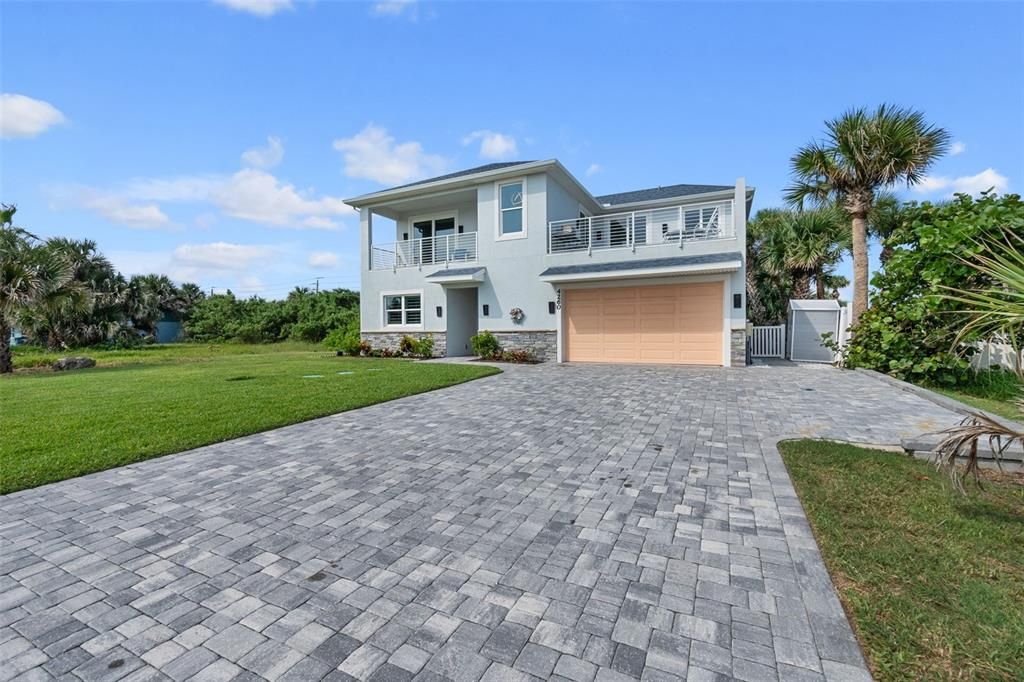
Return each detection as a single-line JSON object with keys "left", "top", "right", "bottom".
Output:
{"left": 587, "top": 217, "right": 592, "bottom": 255}
{"left": 630, "top": 212, "right": 636, "bottom": 252}
{"left": 678, "top": 206, "right": 685, "bottom": 249}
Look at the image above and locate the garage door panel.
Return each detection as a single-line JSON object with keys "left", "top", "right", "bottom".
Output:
{"left": 565, "top": 282, "right": 723, "bottom": 365}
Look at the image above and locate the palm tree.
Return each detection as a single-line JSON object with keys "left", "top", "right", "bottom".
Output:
{"left": 757, "top": 208, "right": 847, "bottom": 302}
{"left": 21, "top": 238, "right": 121, "bottom": 347}
{"left": 942, "top": 232, "right": 1024, "bottom": 381}
{"left": 785, "top": 105, "right": 950, "bottom": 326}
{"left": 935, "top": 234, "right": 1024, "bottom": 490}
{"left": 746, "top": 209, "right": 791, "bottom": 325}
{"left": 178, "top": 282, "right": 205, "bottom": 317}
{"left": 0, "top": 206, "right": 88, "bottom": 371}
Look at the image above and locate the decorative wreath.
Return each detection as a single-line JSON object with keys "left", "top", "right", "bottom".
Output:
{"left": 509, "top": 307, "right": 525, "bottom": 323}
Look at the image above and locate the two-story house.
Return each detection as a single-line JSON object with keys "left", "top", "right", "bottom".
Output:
{"left": 345, "top": 160, "right": 753, "bottom": 366}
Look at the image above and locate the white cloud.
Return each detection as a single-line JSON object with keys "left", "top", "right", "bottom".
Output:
{"left": 211, "top": 169, "right": 350, "bottom": 228}
{"left": 239, "top": 275, "right": 264, "bottom": 290}
{"left": 371, "top": 0, "right": 417, "bottom": 18}
{"left": 950, "top": 141, "right": 966, "bottom": 156}
{"left": 211, "top": 0, "right": 293, "bottom": 17}
{"left": 1, "top": 93, "right": 66, "bottom": 139}
{"left": 585, "top": 163, "right": 602, "bottom": 177}
{"left": 308, "top": 251, "right": 340, "bottom": 269}
{"left": 333, "top": 123, "right": 446, "bottom": 185}
{"left": 913, "top": 168, "right": 1009, "bottom": 197}
{"left": 80, "top": 196, "right": 170, "bottom": 229}
{"left": 122, "top": 175, "right": 222, "bottom": 202}
{"left": 173, "top": 242, "right": 277, "bottom": 271}
{"left": 45, "top": 185, "right": 174, "bottom": 230}
{"left": 52, "top": 168, "right": 352, "bottom": 230}
{"left": 462, "top": 130, "right": 518, "bottom": 161}
{"left": 241, "top": 136, "right": 284, "bottom": 168}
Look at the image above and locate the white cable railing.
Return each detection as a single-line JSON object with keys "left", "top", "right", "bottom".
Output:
{"left": 371, "top": 232, "right": 478, "bottom": 270}
{"left": 548, "top": 199, "right": 734, "bottom": 254}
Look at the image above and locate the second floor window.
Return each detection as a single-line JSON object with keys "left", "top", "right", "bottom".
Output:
{"left": 385, "top": 294, "right": 421, "bottom": 326}
{"left": 499, "top": 181, "right": 524, "bottom": 238}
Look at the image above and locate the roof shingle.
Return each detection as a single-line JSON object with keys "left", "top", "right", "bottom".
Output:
{"left": 595, "top": 183, "right": 733, "bottom": 206}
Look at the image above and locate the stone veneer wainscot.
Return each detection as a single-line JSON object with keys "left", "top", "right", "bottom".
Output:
{"left": 486, "top": 329, "right": 557, "bottom": 362}
{"left": 361, "top": 332, "right": 446, "bottom": 358}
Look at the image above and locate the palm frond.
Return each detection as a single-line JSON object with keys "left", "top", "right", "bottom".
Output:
{"left": 934, "top": 412, "right": 1023, "bottom": 493}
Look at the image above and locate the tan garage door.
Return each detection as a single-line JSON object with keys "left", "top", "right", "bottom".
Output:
{"left": 565, "top": 282, "right": 723, "bottom": 365}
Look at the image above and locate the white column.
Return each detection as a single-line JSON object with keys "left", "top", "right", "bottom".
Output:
{"left": 360, "top": 208, "right": 373, "bottom": 275}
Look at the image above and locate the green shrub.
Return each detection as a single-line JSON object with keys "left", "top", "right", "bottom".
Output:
{"left": 499, "top": 349, "right": 536, "bottom": 363}
{"left": 399, "top": 336, "right": 417, "bottom": 355}
{"left": 843, "top": 192, "right": 1024, "bottom": 385}
{"left": 413, "top": 335, "right": 434, "bottom": 358}
{"left": 471, "top": 331, "right": 500, "bottom": 358}
{"left": 185, "top": 288, "right": 359, "bottom": 344}
{"left": 323, "top": 327, "right": 362, "bottom": 355}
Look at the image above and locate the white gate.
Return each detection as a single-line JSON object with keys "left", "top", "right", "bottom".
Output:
{"left": 751, "top": 325, "right": 785, "bottom": 358}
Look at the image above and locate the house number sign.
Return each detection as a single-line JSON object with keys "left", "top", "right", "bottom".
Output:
{"left": 555, "top": 289, "right": 562, "bottom": 310}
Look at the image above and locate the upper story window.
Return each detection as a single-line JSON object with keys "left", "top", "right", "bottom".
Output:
{"left": 498, "top": 180, "right": 526, "bottom": 239}
{"left": 384, "top": 293, "right": 421, "bottom": 326}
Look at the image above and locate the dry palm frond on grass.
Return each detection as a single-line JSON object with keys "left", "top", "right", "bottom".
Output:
{"left": 934, "top": 410, "right": 1024, "bottom": 493}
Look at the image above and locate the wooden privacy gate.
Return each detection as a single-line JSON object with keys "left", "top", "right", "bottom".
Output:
{"left": 750, "top": 324, "right": 785, "bottom": 358}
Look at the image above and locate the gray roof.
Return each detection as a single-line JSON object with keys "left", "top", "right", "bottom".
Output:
{"left": 426, "top": 267, "right": 485, "bottom": 278}
{"left": 539, "top": 252, "right": 742, "bottom": 277}
{"left": 383, "top": 162, "right": 537, "bottom": 193}
{"left": 595, "top": 183, "right": 733, "bottom": 206}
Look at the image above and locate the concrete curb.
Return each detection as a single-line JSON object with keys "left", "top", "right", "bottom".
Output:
{"left": 762, "top": 435, "right": 874, "bottom": 681}
{"left": 853, "top": 368, "right": 1024, "bottom": 432}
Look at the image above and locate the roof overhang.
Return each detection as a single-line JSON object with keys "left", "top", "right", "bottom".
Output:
{"left": 539, "top": 253, "right": 742, "bottom": 284}
{"left": 346, "top": 161, "right": 560, "bottom": 209}
{"left": 598, "top": 187, "right": 755, "bottom": 212}
{"left": 425, "top": 266, "right": 486, "bottom": 286}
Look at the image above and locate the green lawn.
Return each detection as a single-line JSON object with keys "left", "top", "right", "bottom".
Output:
{"left": 780, "top": 440, "right": 1024, "bottom": 681}
{"left": 1, "top": 344, "right": 499, "bottom": 494}
{"left": 927, "top": 369, "right": 1023, "bottom": 422}
{"left": 931, "top": 387, "right": 1023, "bottom": 423}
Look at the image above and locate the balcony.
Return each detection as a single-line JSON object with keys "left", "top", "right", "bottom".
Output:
{"left": 547, "top": 199, "right": 734, "bottom": 254}
{"left": 371, "top": 232, "right": 478, "bottom": 270}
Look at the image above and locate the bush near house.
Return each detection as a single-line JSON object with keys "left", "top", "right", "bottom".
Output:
{"left": 841, "top": 192, "right": 1024, "bottom": 386}
{"left": 470, "top": 330, "right": 501, "bottom": 358}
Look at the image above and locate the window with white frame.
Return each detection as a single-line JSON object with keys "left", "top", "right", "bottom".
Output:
{"left": 498, "top": 181, "right": 525, "bottom": 237}
{"left": 384, "top": 294, "right": 421, "bottom": 326}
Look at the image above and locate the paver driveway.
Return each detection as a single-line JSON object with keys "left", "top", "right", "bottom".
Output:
{"left": 1, "top": 363, "right": 960, "bottom": 682}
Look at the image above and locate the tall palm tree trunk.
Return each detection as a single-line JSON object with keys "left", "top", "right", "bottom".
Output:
{"left": 0, "top": 320, "right": 12, "bottom": 374}
{"left": 792, "top": 274, "right": 811, "bottom": 300}
{"left": 850, "top": 213, "right": 870, "bottom": 325}
{"left": 814, "top": 272, "right": 826, "bottom": 299}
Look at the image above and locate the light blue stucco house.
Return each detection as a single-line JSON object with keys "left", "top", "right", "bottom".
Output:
{"left": 345, "top": 160, "right": 754, "bottom": 365}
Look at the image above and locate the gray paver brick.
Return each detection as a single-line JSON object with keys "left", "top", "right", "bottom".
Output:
{"left": 1, "top": 364, "right": 942, "bottom": 681}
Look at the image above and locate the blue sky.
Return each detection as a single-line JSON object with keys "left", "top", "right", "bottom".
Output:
{"left": 2, "top": 0, "right": 1022, "bottom": 299}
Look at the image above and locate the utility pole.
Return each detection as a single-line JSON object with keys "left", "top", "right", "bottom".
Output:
{"left": 314, "top": 277, "right": 322, "bottom": 294}
{"left": 209, "top": 287, "right": 216, "bottom": 296}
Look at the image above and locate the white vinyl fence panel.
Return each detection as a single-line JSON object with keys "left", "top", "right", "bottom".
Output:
{"left": 751, "top": 325, "right": 786, "bottom": 358}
